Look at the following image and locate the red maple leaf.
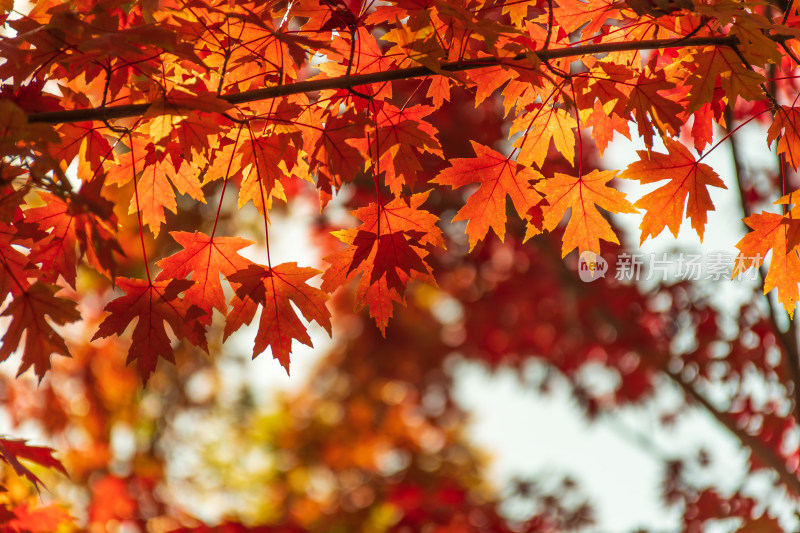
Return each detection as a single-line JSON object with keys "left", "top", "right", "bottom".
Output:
{"left": 0, "top": 438, "right": 67, "bottom": 490}
{"left": 25, "top": 191, "right": 122, "bottom": 287}
{"left": 0, "top": 282, "right": 80, "bottom": 380}
{"left": 237, "top": 132, "right": 297, "bottom": 213}
{"left": 322, "top": 191, "right": 444, "bottom": 332}
{"left": 225, "top": 263, "right": 332, "bottom": 373}
{"left": 92, "top": 278, "right": 207, "bottom": 383}
{"left": 0, "top": 234, "right": 35, "bottom": 301}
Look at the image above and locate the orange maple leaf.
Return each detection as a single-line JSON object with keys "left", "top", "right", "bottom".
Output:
{"left": 136, "top": 147, "right": 206, "bottom": 235}
{"left": 734, "top": 211, "right": 800, "bottom": 317}
{"left": 625, "top": 70, "right": 684, "bottom": 148}
{"left": 768, "top": 106, "right": 800, "bottom": 170}
{"left": 535, "top": 169, "right": 636, "bottom": 257}
{"left": 155, "top": 231, "right": 255, "bottom": 325}
{"left": 225, "top": 263, "right": 332, "bottom": 373}
{"left": 511, "top": 104, "right": 577, "bottom": 168}
{"left": 620, "top": 138, "right": 726, "bottom": 243}
{"left": 106, "top": 138, "right": 205, "bottom": 236}
{"left": 433, "top": 141, "right": 543, "bottom": 250}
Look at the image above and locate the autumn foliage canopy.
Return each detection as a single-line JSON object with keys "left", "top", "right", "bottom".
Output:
{"left": 4, "top": 0, "right": 800, "bottom": 530}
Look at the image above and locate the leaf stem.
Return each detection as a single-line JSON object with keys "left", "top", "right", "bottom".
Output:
{"left": 128, "top": 133, "right": 152, "bottom": 284}
{"left": 211, "top": 125, "right": 244, "bottom": 238}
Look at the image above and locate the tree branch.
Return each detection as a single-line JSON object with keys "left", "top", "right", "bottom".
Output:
{"left": 664, "top": 368, "right": 800, "bottom": 496}
{"left": 26, "top": 35, "right": 744, "bottom": 125}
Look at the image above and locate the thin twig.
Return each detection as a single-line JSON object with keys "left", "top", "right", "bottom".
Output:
{"left": 664, "top": 368, "right": 800, "bottom": 495}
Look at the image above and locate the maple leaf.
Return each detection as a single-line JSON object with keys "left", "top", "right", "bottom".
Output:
{"left": 156, "top": 231, "right": 255, "bottom": 325}
{"left": 23, "top": 182, "right": 122, "bottom": 284}
{"left": 237, "top": 132, "right": 296, "bottom": 213}
{"left": 683, "top": 47, "right": 765, "bottom": 113}
{"left": 92, "top": 278, "right": 207, "bottom": 383}
{"left": 511, "top": 104, "right": 577, "bottom": 168}
{"left": 619, "top": 138, "right": 727, "bottom": 243}
{"left": 433, "top": 141, "right": 543, "bottom": 250}
{"left": 732, "top": 16, "right": 782, "bottom": 66}
{"left": 0, "top": 282, "right": 80, "bottom": 380}
{"left": 349, "top": 104, "right": 443, "bottom": 195}
{"left": 225, "top": 263, "right": 332, "bottom": 373}
{"left": 22, "top": 193, "right": 79, "bottom": 287}
{"left": 348, "top": 230, "right": 430, "bottom": 293}
{"left": 0, "top": 234, "right": 34, "bottom": 301}
{"left": 691, "top": 100, "right": 724, "bottom": 153}
{"left": 535, "top": 169, "right": 637, "bottom": 257}
{"left": 768, "top": 106, "right": 800, "bottom": 170}
{"left": 0, "top": 438, "right": 67, "bottom": 490}
{"left": 582, "top": 99, "right": 632, "bottom": 156}
{"left": 734, "top": 211, "right": 800, "bottom": 317}
{"left": 48, "top": 122, "right": 114, "bottom": 183}
{"left": 106, "top": 138, "right": 206, "bottom": 236}
{"left": 137, "top": 146, "right": 206, "bottom": 235}
{"left": 322, "top": 191, "right": 444, "bottom": 332}
{"left": 467, "top": 64, "right": 518, "bottom": 107}
{"left": 625, "top": 69, "right": 684, "bottom": 148}
{"left": 303, "top": 108, "right": 369, "bottom": 201}
{"left": 555, "top": 0, "right": 621, "bottom": 37}
{"left": 502, "top": 0, "right": 535, "bottom": 25}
